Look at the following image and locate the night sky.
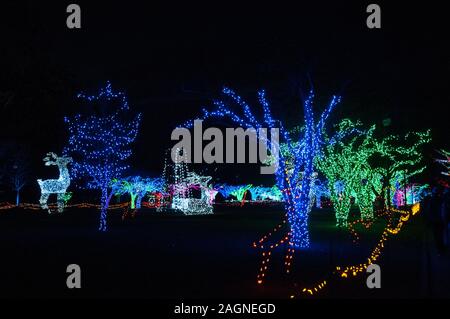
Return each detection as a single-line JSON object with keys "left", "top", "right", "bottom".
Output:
{"left": 1, "top": 1, "right": 448, "bottom": 198}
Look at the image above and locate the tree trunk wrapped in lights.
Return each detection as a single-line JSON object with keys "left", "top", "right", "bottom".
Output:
{"left": 354, "top": 174, "right": 376, "bottom": 220}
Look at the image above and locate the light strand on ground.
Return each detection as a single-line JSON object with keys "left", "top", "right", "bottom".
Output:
{"left": 292, "top": 203, "right": 420, "bottom": 298}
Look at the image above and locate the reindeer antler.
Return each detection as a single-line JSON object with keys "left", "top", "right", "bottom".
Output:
{"left": 43, "top": 152, "right": 58, "bottom": 161}
{"left": 43, "top": 152, "right": 59, "bottom": 166}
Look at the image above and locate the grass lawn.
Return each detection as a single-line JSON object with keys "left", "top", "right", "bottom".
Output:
{"left": 0, "top": 203, "right": 448, "bottom": 298}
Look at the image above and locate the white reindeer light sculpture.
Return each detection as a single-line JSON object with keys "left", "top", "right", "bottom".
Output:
{"left": 37, "top": 152, "right": 72, "bottom": 213}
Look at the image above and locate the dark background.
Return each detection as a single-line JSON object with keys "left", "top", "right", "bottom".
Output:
{"left": 1, "top": 1, "right": 448, "bottom": 201}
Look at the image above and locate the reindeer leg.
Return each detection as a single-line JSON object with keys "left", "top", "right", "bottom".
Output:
{"left": 39, "top": 193, "right": 50, "bottom": 211}
{"left": 57, "top": 193, "right": 64, "bottom": 213}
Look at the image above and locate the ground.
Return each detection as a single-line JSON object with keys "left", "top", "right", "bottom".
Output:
{"left": 0, "top": 204, "right": 449, "bottom": 298}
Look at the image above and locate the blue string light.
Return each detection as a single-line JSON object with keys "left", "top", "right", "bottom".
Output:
{"left": 63, "top": 82, "right": 141, "bottom": 231}
{"left": 183, "top": 87, "right": 341, "bottom": 248}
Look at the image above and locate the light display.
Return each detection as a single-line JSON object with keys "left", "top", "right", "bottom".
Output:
{"left": 436, "top": 149, "right": 450, "bottom": 176}
{"left": 139, "top": 178, "right": 165, "bottom": 208}
{"left": 262, "top": 186, "right": 283, "bottom": 202}
{"left": 204, "top": 188, "right": 219, "bottom": 205}
{"left": 171, "top": 171, "right": 215, "bottom": 215}
{"left": 215, "top": 183, "right": 283, "bottom": 202}
{"left": 312, "top": 179, "right": 330, "bottom": 208}
{"left": 250, "top": 185, "right": 283, "bottom": 202}
{"left": 159, "top": 148, "right": 185, "bottom": 212}
{"left": 62, "top": 192, "right": 73, "bottom": 205}
{"left": 294, "top": 203, "right": 420, "bottom": 297}
{"left": 392, "top": 182, "right": 429, "bottom": 207}
{"left": 249, "top": 186, "right": 263, "bottom": 200}
{"left": 182, "top": 87, "right": 341, "bottom": 248}
{"left": 230, "top": 184, "right": 252, "bottom": 205}
{"left": 372, "top": 129, "right": 431, "bottom": 209}
{"left": 352, "top": 168, "right": 381, "bottom": 220}
{"left": 111, "top": 176, "right": 164, "bottom": 209}
{"left": 63, "top": 82, "right": 141, "bottom": 231}
{"left": 169, "top": 147, "right": 190, "bottom": 212}
{"left": 143, "top": 192, "right": 167, "bottom": 209}
{"left": 0, "top": 201, "right": 129, "bottom": 211}
{"left": 315, "top": 120, "right": 378, "bottom": 225}
{"left": 306, "top": 172, "right": 318, "bottom": 215}
{"left": 37, "top": 152, "right": 73, "bottom": 213}
{"left": 215, "top": 184, "right": 251, "bottom": 202}
{"left": 215, "top": 184, "right": 237, "bottom": 200}
{"left": 316, "top": 120, "right": 430, "bottom": 225}
{"left": 9, "top": 152, "right": 29, "bottom": 206}
{"left": 165, "top": 148, "right": 215, "bottom": 214}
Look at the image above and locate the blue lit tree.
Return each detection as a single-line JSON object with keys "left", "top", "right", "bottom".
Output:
{"left": 264, "top": 185, "right": 284, "bottom": 201}
{"left": 250, "top": 186, "right": 266, "bottom": 201}
{"left": 250, "top": 186, "right": 283, "bottom": 201}
{"left": 8, "top": 146, "right": 30, "bottom": 206}
{"left": 64, "top": 82, "right": 141, "bottom": 231}
{"left": 182, "top": 87, "right": 341, "bottom": 248}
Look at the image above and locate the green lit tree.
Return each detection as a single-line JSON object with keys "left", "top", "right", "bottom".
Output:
{"left": 371, "top": 130, "right": 431, "bottom": 209}
{"left": 283, "top": 117, "right": 431, "bottom": 225}
{"left": 112, "top": 176, "right": 164, "bottom": 209}
{"left": 315, "top": 119, "right": 377, "bottom": 225}
{"left": 230, "top": 184, "right": 253, "bottom": 202}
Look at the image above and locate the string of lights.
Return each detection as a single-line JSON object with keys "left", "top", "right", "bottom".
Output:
{"left": 315, "top": 120, "right": 378, "bottom": 226}
{"left": 293, "top": 203, "right": 420, "bottom": 297}
{"left": 435, "top": 149, "right": 449, "bottom": 176}
{"left": 0, "top": 201, "right": 129, "bottom": 211}
{"left": 111, "top": 176, "right": 165, "bottom": 209}
{"left": 316, "top": 120, "right": 431, "bottom": 226}
{"left": 183, "top": 87, "right": 342, "bottom": 249}
{"left": 63, "top": 82, "right": 141, "bottom": 231}
{"left": 36, "top": 152, "right": 73, "bottom": 213}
